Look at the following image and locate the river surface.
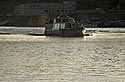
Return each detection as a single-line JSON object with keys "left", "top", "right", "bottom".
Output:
{"left": 0, "top": 27, "right": 125, "bottom": 82}
{"left": 0, "top": 26, "right": 125, "bottom": 34}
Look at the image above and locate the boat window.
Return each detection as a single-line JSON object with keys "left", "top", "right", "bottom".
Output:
{"left": 56, "top": 19, "right": 61, "bottom": 23}
{"left": 72, "top": 23, "right": 79, "bottom": 29}
{"left": 60, "top": 23, "right": 65, "bottom": 29}
{"left": 62, "top": 19, "right": 69, "bottom": 23}
{"left": 52, "top": 23, "right": 60, "bottom": 30}
{"left": 65, "top": 23, "right": 72, "bottom": 29}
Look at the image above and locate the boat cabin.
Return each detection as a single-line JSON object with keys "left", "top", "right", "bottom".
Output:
{"left": 53, "top": 14, "right": 75, "bottom": 23}
{"left": 52, "top": 14, "right": 83, "bottom": 31}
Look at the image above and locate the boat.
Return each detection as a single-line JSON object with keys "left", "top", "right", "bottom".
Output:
{"left": 44, "top": 14, "right": 86, "bottom": 37}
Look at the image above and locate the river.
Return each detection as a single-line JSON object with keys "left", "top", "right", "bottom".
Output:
{"left": 0, "top": 27, "right": 125, "bottom": 82}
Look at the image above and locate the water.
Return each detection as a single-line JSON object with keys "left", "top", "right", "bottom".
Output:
{"left": 0, "top": 26, "right": 45, "bottom": 34}
{"left": 0, "top": 26, "right": 125, "bottom": 35}
{"left": 87, "top": 27, "right": 125, "bottom": 33}
{"left": 0, "top": 27, "right": 125, "bottom": 82}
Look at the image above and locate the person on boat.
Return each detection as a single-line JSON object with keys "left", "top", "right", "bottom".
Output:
{"left": 80, "top": 24, "right": 86, "bottom": 33}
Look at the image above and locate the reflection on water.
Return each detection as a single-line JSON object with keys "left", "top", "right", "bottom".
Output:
{"left": 0, "top": 29, "right": 125, "bottom": 82}
{"left": 0, "top": 33, "right": 125, "bottom": 42}
{"left": 0, "top": 34, "right": 125, "bottom": 82}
